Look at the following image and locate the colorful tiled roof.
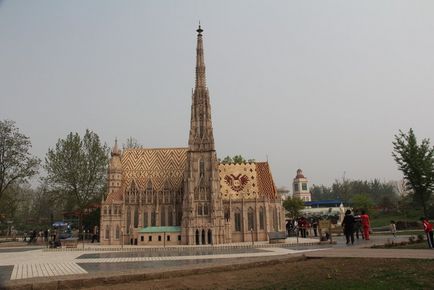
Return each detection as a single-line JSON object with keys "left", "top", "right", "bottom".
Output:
{"left": 122, "top": 147, "right": 188, "bottom": 191}
{"left": 218, "top": 162, "right": 278, "bottom": 200}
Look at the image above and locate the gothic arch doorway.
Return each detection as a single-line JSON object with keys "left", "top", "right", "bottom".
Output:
{"left": 195, "top": 230, "right": 200, "bottom": 245}
{"left": 201, "top": 229, "right": 206, "bottom": 245}
{"left": 207, "top": 229, "right": 212, "bottom": 244}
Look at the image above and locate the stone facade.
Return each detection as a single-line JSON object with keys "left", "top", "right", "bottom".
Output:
{"left": 100, "top": 26, "right": 285, "bottom": 246}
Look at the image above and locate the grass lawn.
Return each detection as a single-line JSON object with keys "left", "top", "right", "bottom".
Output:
{"left": 370, "top": 212, "right": 421, "bottom": 228}
{"left": 89, "top": 257, "right": 434, "bottom": 290}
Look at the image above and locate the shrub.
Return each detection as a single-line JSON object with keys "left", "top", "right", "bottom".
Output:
{"left": 417, "top": 234, "right": 425, "bottom": 242}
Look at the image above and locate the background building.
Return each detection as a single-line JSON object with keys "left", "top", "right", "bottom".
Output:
{"left": 292, "top": 169, "right": 311, "bottom": 202}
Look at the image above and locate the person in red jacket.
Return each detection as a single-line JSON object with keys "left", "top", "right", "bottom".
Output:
{"left": 360, "top": 211, "right": 370, "bottom": 240}
{"left": 420, "top": 217, "right": 433, "bottom": 249}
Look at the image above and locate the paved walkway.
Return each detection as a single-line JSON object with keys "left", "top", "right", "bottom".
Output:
{"left": 0, "top": 234, "right": 432, "bottom": 289}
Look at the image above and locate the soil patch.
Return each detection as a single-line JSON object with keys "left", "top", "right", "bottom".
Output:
{"left": 82, "top": 257, "right": 434, "bottom": 290}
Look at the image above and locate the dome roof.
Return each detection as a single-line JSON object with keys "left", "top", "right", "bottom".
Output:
{"left": 295, "top": 169, "right": 305, "bottom": 179}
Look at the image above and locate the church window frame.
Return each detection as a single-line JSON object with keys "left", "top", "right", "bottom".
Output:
{"left": 133, "top": 207, "right": 139, "bottom": 228}
{"left": 115, "top": 225, "right": 120, "bottom": 240}
{"left": 234, "top": 208, "right": 242, "bottom": 232}
{"left": 273, "top": 207, "right": 278, "bottom": 231}
{"left": 259, "top": 207, "right": 265, "bottom": 230}
{"left": 151, "top": 210, "right": 156, "bottom": 227}
{"left": 248, "top": 207, "right": 255, "bottom": 231}
{"left": 126, "top": 207, "right": 131, "bottom": 234}
{"left": 161, "top": 206, "right": 166, "bottom": 226}
{"left": 224, "top": 205, "right": 230, "bottom": 221}
{"left": 143, "top": 210, "right": 148, "bottom": 227}
{"left": 105, "top": 225, "right": 110, "bottom": 240}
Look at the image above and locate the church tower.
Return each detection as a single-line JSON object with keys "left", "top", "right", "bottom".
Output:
{"left": 107, "top": 139, "right": 122, "bottom": 195}
{"left": 292, "top": 169, "right": 311, "bottom": 201}
{"left": 182, "top": 25, "right": 225, "bottom": 245}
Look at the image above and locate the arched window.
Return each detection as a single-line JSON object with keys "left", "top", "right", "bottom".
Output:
{"left": 234, "top": 208, "right": 242, "bottom": 232}
{"left": 259, "top": 207, "right": 265, "bottom": 230}
{"left": 197, "top": 203, "right": 203, "bottom": 216}
{"left": 224, "top": 205, "right": 230, "bottom": 221}
{"left": 134, "top": 207, "right": 139, "bottom": 228}
{"left": 143, "top": 211, "right": 148, "bottom": 227}
{"left": 195, "top": 229, "right": 200, "bottom": 245}
{"left": 161, "top": 206, "right": 166, "bottom": 226}
{"left": 204, "top": 203, "right": 209, "bottom": 215}
{"left": 201, "top": 229, "right": 206, "bottom": 245}
{"left": 273, "top": 207, "right": 278, "bottom": 231}
{"left": 151, "top": 210, "right": 156, "bottom": 227}
{"left": 207, "top": 229, "right": 212, "bottom": 244}
{"left": 115, "top": 225, "right": 120, "bottom": 240}
{"left": 248, "top": 207, "right": 255, "bottom": 231}
{"left": 168, "top": 207, "right": 173, "bottom": 226}
{"left": 105, "top": 225, "right": 110, "bottom": 240}
{"left": 126, "top": 207, "right": 131, "bottom": 234}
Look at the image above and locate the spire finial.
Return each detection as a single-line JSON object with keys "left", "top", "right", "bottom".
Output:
{"left": 111, "top": 137, "right": 120, "bottom": 156}
{"left": 197, "top": 22, "right": 203, "bottom": 35}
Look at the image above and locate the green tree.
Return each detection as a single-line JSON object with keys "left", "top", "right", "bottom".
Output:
{"left": 44, "top": 129, "right": 109, "bottom": 229}
{"left": 351, "top": 194, "right": 374, "bottom": 213}
{"left": 283, "top": 197, "right": 305, "bottom": 219}
{"left": 221, "top": 156, "right": 233, "bottom": 163}
{"left": 0, "top": 120, "right": 40, "bottom": 201}
{"left": 392, "top": 129, "right": 434, "bottom": 217}
{"left": 232, "top": 155, "right": 246, "bottom": 164}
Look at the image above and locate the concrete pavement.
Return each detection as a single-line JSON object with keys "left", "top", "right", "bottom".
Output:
{"left": 0, "top": 234, "right": 432, "bottom": 289}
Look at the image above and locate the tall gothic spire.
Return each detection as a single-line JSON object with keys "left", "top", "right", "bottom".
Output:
{"left": 195, "top": 24, "right": 206, "bottom": 88}
{"left": 188, "top": 25, "right": 215, "bottom": 151}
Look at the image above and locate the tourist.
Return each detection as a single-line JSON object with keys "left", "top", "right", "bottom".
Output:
{"left": 389, "top": 220, "right": 397, "bottom": 240}
{"left": 341, "top": 209, "right": 355, "bottom": 245}
{"left": 420, "top": 217, "right": 433, "bottom": 249}
{"left": 312, "top": 219, "right": 318, "bottom": 237}
{"left": 353, "top": 213, "right": 362, "bottom": 240}
{"left": 298, "top": 217, "right": 307, "bottom": 238}
{"left": 360, "top": 211, "right": 371, "bottom": 240}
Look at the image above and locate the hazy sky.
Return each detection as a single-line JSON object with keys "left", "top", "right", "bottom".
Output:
{"left": 1, "top": 1, "right": 433, "bottom": 189}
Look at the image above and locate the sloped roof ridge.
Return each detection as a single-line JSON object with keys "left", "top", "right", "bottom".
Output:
{"left": 123, "top": 147, "right": 188, "bottom": 152}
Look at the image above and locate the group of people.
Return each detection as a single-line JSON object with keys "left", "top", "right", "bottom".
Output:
{"left": 24, "top": 229, "right": 50, "bottom": 244}
{"left": 286, "top": 217, "right": 319, "bottom": 238}
{"left": 341, "top": 210, "right": 371, "bottom": 245}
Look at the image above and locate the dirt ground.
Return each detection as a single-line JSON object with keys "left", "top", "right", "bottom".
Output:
{"left": 83, "top": 257, "right": 434, "bottom": 290}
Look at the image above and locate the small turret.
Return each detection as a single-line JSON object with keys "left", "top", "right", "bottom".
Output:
{"left": 292, "top": 169, "right": 311, "bottom": 201}
{"left": 108, "top": 138, "right": 122, "bottom": 195}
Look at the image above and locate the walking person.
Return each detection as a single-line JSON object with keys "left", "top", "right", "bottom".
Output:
{"left": 361, "top": 210, "right": 371, "bottom": 240}
{"left": 420, "top": 217, "right": 433, "bottom": 249}
{"left": 390, "top": 220, "right": 397, "bottom": 241}
{"left": 312, "top": 219, "right": 318, "bottom": 237}
{"left": 341, "top": 209, "right": 355, "bottom": 245}
{"left": 354, "top": 213, "right": 362, "bottom": 240}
